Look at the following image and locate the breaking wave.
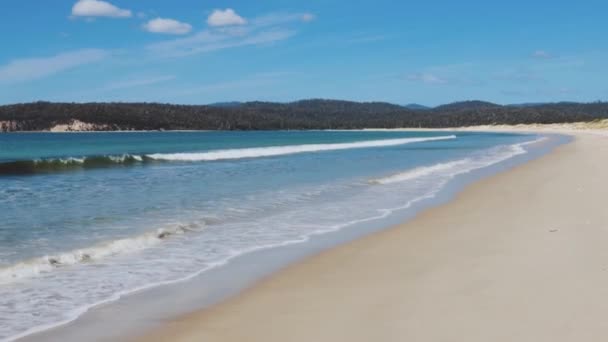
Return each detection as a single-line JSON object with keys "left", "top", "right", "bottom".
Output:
{"left": 371, "top": 137, "right": 546, "bottom": 185}
{"left": 0, "top": 155, "right": 154, "bottom": 175}
{"left": 0, "top": 224, "right": 203, "bottom": 285}
{"left": 146, "top": 135, "right": 457, "bottom": 161}
{"left": 0, "top": 135, "right": 457, "bottom": 175}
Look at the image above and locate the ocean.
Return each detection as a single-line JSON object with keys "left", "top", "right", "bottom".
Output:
{"left": 0, "top": 130, "right": 554, "bottom": 340}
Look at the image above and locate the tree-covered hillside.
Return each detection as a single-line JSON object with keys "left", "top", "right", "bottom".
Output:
{"left": 1, "top": 99, "right": 607, "bottom": 132}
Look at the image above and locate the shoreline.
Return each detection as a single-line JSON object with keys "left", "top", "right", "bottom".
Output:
{"left": 14, "top": 129, "right": 566, "bottom": 342}
{"left": 10, "top": 129, "right": 578, "bottom": 341}
{"left": 2, "top": 118, "right": 607, "bottom": 134}
{"left": 133, "top": 129, "right": 608, "bottom": 342}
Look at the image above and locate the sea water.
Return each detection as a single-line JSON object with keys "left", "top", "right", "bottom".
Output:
{"left": 0, "top": 130, "right": 547, "bottom": 340}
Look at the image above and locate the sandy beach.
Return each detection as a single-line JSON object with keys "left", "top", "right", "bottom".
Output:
{"left": 133, "top": 129, "right": 608, "bottom": 342}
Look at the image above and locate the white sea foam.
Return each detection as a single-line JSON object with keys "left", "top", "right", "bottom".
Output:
{"left": 371, "top": 159, "right": 473, "bottom": 185}
{"left": 146, "top": 135, "right": 457, "bottom": 161}
{"left": 370, "top": 137, "right": 546, "bottom": 185}
{"left": 33, "top": 157, "right": 85, "bottom": 164}
{"left": 0, "top": 224, "right": 202, "bottom": 285}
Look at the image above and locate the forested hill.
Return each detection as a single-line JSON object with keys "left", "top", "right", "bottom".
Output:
{"left": 1, "top": 99, "right": 607, "bottom": 132}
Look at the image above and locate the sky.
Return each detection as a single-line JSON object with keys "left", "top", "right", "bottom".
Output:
{"left": 0, "top": 0, "right": 606, "bottom": 106}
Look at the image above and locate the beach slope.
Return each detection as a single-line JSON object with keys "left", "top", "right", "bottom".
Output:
{"left": 139, "top": 132, "right": 608, "bottom": 342}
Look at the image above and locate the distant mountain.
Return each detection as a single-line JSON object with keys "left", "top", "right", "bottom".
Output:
{"left": 1, "top": 99, "right": 607, "bottom": 132}
{"left": 507, "top": 102, "right": 549, "bottom": 108}
{"left": 434, "top": 100, "right": 503, "bottom": 111}
{"left": 287, "top": 99, "right": 409, "bottom": 114}
{"left": 208, "top": 101, "right": 243, "bottom": 108}
{"left": 404, "top": 103, "right": 431, "bottom": 110}
{"left": 508, "top": 101, "right": 587, "bottom": 108}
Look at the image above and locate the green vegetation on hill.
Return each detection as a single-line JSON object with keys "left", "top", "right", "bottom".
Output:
{"left": 1, "top": 99, "right": 607, "bottom": 132}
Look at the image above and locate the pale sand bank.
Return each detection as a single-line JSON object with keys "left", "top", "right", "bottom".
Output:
{"left": 138, "top": 131, "right": 608, "bottom": 342}
{"left": 48, "top": 120, "right": 108, "bottom": 132}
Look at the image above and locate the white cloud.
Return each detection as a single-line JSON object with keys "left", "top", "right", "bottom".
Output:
{"left": 207, "top": 9, "right": 247, "bottom": 27}
{"left": 407, "top": 73, "right": 449, "bottom": 85}
{"left": 71, "top": 0, "right": 132, "bottom": 18}
{"left": 0, "top": 49, "right": 108, "bottom": 83}
{"left": 146, "top": 10, "right": 312, "bottom": 58}
{"left": 143, "top": 18, "right": 192, "bottom": 35}
{"left": 531, "top": 50, "right": 553, "bottom": 59}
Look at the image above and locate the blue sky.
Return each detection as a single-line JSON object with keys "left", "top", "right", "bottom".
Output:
{"left": 0, "top": 0, "right": 606, "bottom": 106}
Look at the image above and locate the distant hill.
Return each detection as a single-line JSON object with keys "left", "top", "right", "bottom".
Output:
{"left": 404, "top": 103, "right": 431, "bottom": 110}
{"left": 1, "top": 99, "right": 607, "bottom": 132}
{"left": 208, "top": 101, "right": 243, "bottom": 108}
{"left": 507, "top": 102, "right": 550, "bottom": 108}
{"left": 434, "top": 100, "right": 503, "bottom": 111}
{"left": 288, "top": 99, "right": 408, "bottom": 114}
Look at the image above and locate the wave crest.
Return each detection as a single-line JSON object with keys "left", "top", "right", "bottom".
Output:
{"left": 1, "top": 135, "right": 457, "bottom": 175}
{"left": 370, "top": 137, "right": 545, "bottom": 185}
{"left": 146, "top": 135, "right": 457, "bottom": 161}
{"left": 0, "top": 223, "right": 202, "bottom": 284}
{"left": 370, "top": 159, "right": 473, "bottom": 185}
{"left": 0, "top": 155, "right": 153, "bottom": 175}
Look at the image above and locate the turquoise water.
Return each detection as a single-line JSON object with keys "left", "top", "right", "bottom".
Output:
{"left": 0, "top": 131, "right": 540, "bottom": 340}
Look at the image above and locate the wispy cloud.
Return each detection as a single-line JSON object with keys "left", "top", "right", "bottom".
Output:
{"left": 143, "top": 18, "right": 192, "bottom": 35}
{"left": 146, "top": 11, "right": 310, "bottom": 58}
{"left": 147, "top": 28, "right": 295, "bottom": 58}
{"left": 102, "top": 75, "right": 176, "bottom": 91}
{"left": 406, "top": 72, "right": 449, "bottom": 85}
{"left": 1, "top": 7, "right": 313, "bottom": 91}
{"left": 251, "top": 12, "right": 315, "bottom": 27}
{"left": 71, "top": 0, "right": 132, "bottom": 18}
{"left": 0, "top": 49, "right": 109, "bottom": 83}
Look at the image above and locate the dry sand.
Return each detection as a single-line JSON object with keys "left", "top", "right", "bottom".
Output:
{"left": 137, "top": 130, "right": 608, "bottom": 342}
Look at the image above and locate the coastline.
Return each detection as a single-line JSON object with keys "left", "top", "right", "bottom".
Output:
{"left": 134, "top": 129, "right": 608, "bottom": 342}
{"left": 12, "top": 130, "right": 546, "bottom": 342}
{"left": 2, "top": 118, "right": 607, "bottom": 134}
